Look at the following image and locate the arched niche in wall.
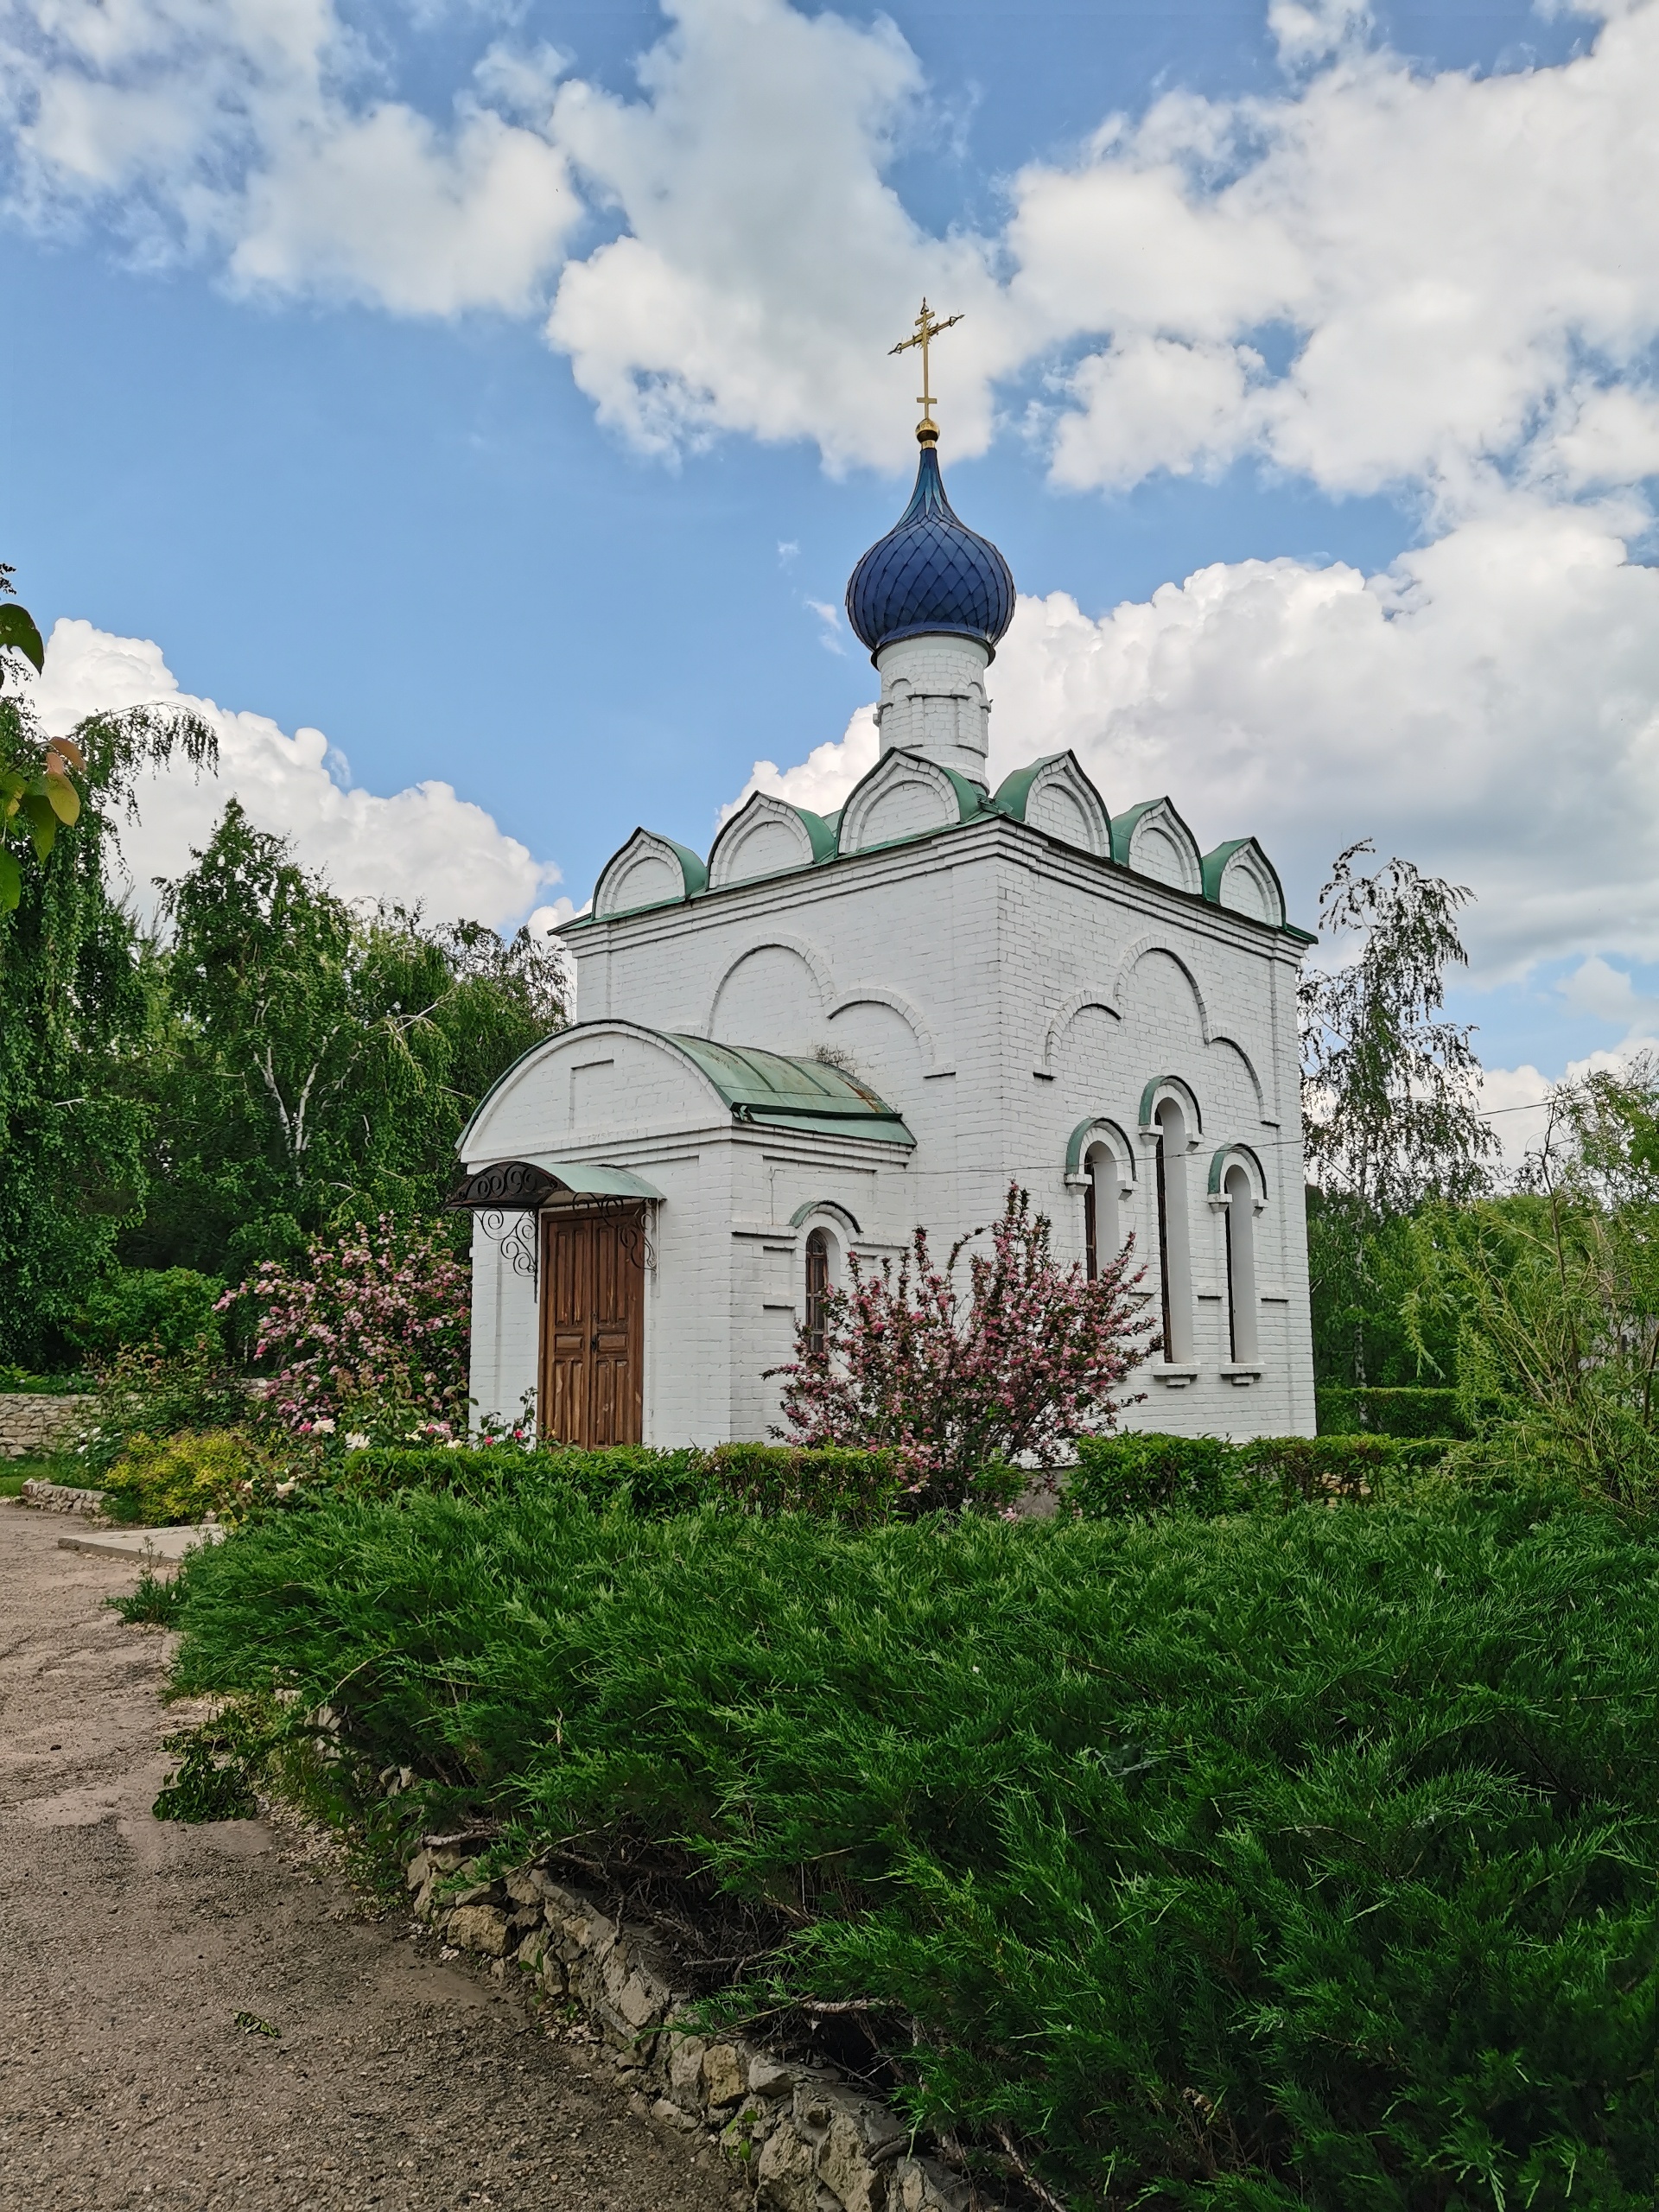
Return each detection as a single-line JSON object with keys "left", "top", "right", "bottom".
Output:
{"left": 708, "top": 939, "right": 830, "bottom": 1054}
{"left": 824, "top": 995, "right": 927, "bottom": 1110}
{"left": 1111, "top": 798, "right": 1204, "bottom": 896}
{"left": 593, "top": 829, "right": 708, "bottom": 918}
{"left": 707, "top": 794, "right": 836, "bottom": 891}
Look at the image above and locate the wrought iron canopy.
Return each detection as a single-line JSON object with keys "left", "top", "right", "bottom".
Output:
{"left": 446, "top": 1159, "right": 666, "bottom": 1211}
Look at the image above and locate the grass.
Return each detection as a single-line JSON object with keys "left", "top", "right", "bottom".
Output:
{"left": 170, "top": 1477, "right": 1659, "bottom": 2210}
{"left": 0, "top": 1452, "right": 67, "bottom": 1497}
{"left": 108, "top": 1567, "right": 187, "bottom": 1628}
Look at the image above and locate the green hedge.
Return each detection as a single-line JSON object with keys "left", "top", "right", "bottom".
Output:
{"left": 1316, "top": 1383, "right": 1470, "bottom": 1438}
{"left": 1065, "top": 1429, "right": 1455, "bottom": 1519}
{"left": 331, "top": 1440, "right": 903, "bottom": 1522}
{"left": 173, "top": 1481, "right": 1659, "bottom": 2209}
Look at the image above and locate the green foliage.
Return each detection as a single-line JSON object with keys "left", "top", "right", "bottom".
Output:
{"left": 1395, "top": 1084, "right": 1659, "bottom": 1502}
{"left": 103, "top": 1428, "right": 271, "bottom": 1527}
{"left": 1314, "top": 1384, "right": 1468, "bottom": 1437}
{"left": 73, "top": 1338, "right": 253, "bottom": 1489}
{"left": 1301, "top": 845, "right": 1498, "bottom": 1390}
{"left": 172, "top": 1483, "right": 1659, "bottom": 2209}
{"left": 65, "top": 1267, "right": 226, "bottom": 1360}
{"left": 130, "top": 799, "right": 568, "bottom": 1281}
{"left": 108, "top": 1567, "right": 186, "bottom": 1626}
{"left": 153, "top": 1702, "right": 269, "bottom": 1821}
{"left": 0, "top": 1363, "right": 92, "bottom": 1391}
{"left": 329, "top": 1440, "right": 905, "bottom": 1522}
{"left": 0, "top": 588, "right": 217, "bottom": 1363}
{"left": 1065, "top": 1429, "right": 1450, "bottom": 1519}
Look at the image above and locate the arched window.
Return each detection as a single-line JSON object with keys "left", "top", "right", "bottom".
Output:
{"left": 1224, "top": 1162, "right": 1259, "bottom": 1362}
{"left": 1084, "top": 1141, "right": 1123, "bottom": 1280}
{"left": 1154, "top": 1096, "right": 1194, "bottom": 1363}
{"left": 804, "top": 1229, "right": 832, "bottom": 1357}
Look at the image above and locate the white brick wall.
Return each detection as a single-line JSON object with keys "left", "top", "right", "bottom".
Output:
{"left": 873, "top": 634, "right": 990, "bottom": 781}
{"left": 467, "top": 808, "right": 1317, "bottom": 1446}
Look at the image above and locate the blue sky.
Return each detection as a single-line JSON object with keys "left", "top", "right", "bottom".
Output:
{"left": 4, "top": 0, "right": 1658, "bottom": 1120}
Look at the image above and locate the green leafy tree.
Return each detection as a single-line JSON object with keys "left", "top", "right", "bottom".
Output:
{"left": 131, "top": 799, "right": 568, "bottom": 1277}
{"left": 1408, "top": 1061, "right": 1659, "bottom": 1496}
{"left": 0, "top": 563, "right": 216, "bottom": 1363}
{"left": 1300, "top": 841, "right": 1498, "bottom": 1385}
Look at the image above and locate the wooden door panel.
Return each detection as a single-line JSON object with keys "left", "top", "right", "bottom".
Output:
{"left": 539, "top": 1209, "right": 644, "bottom": 1447}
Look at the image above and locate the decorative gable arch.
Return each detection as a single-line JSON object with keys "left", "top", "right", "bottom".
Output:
{"left": 838, "top": 748, "right": 981, "bottom": 856}
{"left": 994, "top": 752, "right": 1110, "bottom": 857}
{"left": 707, "top": 793, "right": 836, "bottom": 891}
{"left": 593, "top": 829, "right": 708, "bottom": 918}
{"left": 1112, "top": 797, "right": 1204, "bottom": 896}
{"left": 1202, "top": 837, "right": 1287, "bottom": 927}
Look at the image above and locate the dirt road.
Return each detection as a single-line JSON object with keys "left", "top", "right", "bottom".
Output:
{"left": 0, "top": 1504, "right": 742, "bottom": 2211}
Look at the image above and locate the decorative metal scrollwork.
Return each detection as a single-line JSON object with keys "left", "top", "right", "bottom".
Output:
{"left": 446, "top": 1160, "right": 560, "bottom": 1211}
{"left": 479, "top": 1208, "right": 539, "bottom": 1286}
{"left": 583, "top": 1194, "right": 656, "bottom": 1273}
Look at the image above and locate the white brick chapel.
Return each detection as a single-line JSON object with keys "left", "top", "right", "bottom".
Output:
{"left": 458, "top": 356, "right": 1318, "bottom": 1447}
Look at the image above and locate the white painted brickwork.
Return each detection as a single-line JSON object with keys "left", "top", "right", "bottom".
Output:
{"left": 873, "top": 634, "right": 990, "bottom": 781}
{"left": 466, "top": 809, "right": 1316, "bottom": 1444}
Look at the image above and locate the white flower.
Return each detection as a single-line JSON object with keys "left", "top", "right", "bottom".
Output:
{"left": 312, "top": 1416, "right": 337, "bottom": 1435}
{"left": 345, "top": 1432, "right": 370, "bottom": 1450}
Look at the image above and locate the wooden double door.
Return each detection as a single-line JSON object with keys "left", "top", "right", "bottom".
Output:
{"left": 539, "top": 1207, "right": 645, "bottom": 1446}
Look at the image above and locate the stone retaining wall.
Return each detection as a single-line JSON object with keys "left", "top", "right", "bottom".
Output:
{"left": 0, "top": 1392, "right": 89, "bottom": 1459}
{"left": 408, "top": 1833, "right": 995, "bottom": 2212}
{"left": 18, "top": 1478, "right": 108, "bottom": 1519}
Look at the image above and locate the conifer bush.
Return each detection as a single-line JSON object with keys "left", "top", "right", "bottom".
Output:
{"left": 328, "top": 1440, "right": 903, "bottom": 1520}
{"left": 171, "top": 1479, "right": 1658, "bottom": 2209}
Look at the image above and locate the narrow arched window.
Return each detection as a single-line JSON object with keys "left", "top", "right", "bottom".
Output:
{"left": 1154, "top": 1096, "right": 1194, "bottom": 1363}
{"left": 1084, "top": 1143, "right": 1119, "bottom": 1281}
{"left": 1224, "top": 1163, "right": 1259, "bottom": 1362}
{"left": 804, "top": 1229, "right": 831, "bottom": 1357}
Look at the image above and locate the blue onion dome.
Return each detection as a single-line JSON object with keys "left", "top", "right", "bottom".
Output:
{"left": 845, "top": 440, "right": 1016, "bottom": 664}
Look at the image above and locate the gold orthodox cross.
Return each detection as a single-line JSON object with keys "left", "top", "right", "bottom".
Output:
{"left": 890, "top": 297, "right": 963, "bottom": 442}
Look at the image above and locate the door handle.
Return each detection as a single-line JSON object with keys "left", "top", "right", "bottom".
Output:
{"left": 590, "top": 1332, "right": 600, "bottom": 1350}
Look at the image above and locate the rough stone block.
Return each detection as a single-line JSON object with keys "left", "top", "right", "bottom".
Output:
{"left": 667, "top": 2032, "right": 707, "bottom": 2106}
{"left": 701, "top": 2042, "right": 747, "bottom": 2107}
{"left": 749, "top": 2054, "right": 794, "bottom": 2101}
{"left": 755, "top": 2116, "right": 818, "bottom": 2212}
{"left": 444, "top": 1904, "right": 512, "bottom": 1958}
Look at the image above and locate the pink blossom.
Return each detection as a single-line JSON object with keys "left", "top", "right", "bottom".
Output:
{"left": 769, "top": 1183, "right": 1153, "bottom": 1511}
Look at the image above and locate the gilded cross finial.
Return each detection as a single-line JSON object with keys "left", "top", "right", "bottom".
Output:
{"left": 890, "top": 297, "right": 963, "bottom": 445}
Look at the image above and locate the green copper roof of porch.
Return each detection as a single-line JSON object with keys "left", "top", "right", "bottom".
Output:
{"left": 666, "top": 1034, "right": 916, "bottom": 1146}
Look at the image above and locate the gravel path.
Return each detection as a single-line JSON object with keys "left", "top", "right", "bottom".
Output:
{"left": 0, "top": 1504, "right": 743, "bottom": 2211}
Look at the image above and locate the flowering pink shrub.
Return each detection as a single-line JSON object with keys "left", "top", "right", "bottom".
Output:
{"left": 220, "top": 1216, "right": 469, "bottom": 1441}
{"left": 771, "top": 1183, "right": 1153, "bottom": 1510}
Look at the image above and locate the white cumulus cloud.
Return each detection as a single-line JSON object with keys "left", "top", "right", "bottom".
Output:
{"left": 2, "top": 0, "right": 579, "bottom": 313}
{"left": 728, "top": 499, "right": 1659, "bottom": 986}
{"left": 31, "top": 617, "right": 562, "bottom": 931}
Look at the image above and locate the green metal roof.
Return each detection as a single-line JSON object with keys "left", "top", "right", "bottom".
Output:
{"left": 666, "top": 1034, "right": 915, "bottom": 1146}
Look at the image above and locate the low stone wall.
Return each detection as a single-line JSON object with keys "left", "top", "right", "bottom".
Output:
{"left": 408, "top": 1834, "right": 994, "bottom": 2212}
{"left": 0, "top": 1391, "right": 90, "bottom": 1459}
{"left": 19, "top": 1478, "right": 108, "bottom": 1520}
